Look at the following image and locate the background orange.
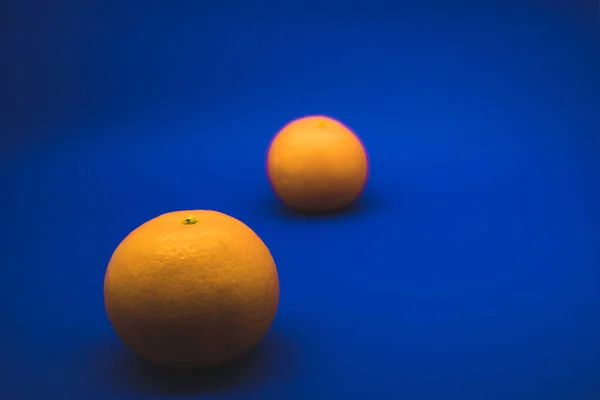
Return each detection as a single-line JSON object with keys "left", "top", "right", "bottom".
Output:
{"left": 267, "top": 115, "right": 369, "bottom": 213}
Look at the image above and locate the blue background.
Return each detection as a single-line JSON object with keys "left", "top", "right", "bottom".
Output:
{"left": 2, "top": 0, "right": 599, "bottom": 399}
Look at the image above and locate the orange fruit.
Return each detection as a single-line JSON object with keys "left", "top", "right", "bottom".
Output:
{"left": 266, "top": 115, "right": 369, "bottom": 213}
{"left": 103, "top": 210, "right": 280, "bottom": 369}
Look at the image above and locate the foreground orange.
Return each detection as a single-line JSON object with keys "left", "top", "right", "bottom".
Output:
{"left": 103, "top": 210, "right": 280, "bottom": 369}
{"left": 267, "top": 115, "right": 369, "bottom": 213}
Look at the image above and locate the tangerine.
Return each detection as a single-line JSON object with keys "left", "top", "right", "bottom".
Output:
{"left": 266, "top": 115, "right": 369, "bottom": 213}
{"left": 103, "top": 210, "right": 280, "bottom": 368}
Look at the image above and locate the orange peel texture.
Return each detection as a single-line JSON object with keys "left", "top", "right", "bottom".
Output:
{"left": 103, "top": 210, "right": 280, "bottom": 368}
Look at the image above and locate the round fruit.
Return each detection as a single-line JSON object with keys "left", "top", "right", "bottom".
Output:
{"left": 103, "top": 210, "right": 280, "bottom": 369}
{"left": 266, "top": 115, "right": 369, "bottom": 213}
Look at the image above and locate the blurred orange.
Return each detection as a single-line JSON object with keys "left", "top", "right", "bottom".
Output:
{"left": 267, "top": 115, "right": 369, "bottom": 213}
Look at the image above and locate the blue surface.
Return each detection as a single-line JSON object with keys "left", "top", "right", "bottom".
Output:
{"left": 2, "top": 1, "right": 600, "bottom": 399}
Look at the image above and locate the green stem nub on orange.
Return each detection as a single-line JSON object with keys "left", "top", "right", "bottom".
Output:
{"left": 182, "top": 215, "right": 198, "bottom": 225}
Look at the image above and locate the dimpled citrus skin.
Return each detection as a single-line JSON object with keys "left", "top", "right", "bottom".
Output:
{"left": 103, "top": 210, "right": 280, "bottom": 369}
{"left": 267, "top": 115, "right": 369, "bottom": 213}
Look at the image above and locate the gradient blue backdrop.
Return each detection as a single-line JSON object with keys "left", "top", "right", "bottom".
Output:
{"left": 2, "top": 1, "right": 599, "bottom": 399}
